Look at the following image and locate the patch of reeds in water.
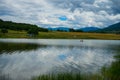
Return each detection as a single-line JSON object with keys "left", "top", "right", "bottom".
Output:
{"left": 32, "top": 54, "right": 120, "bottom": 80}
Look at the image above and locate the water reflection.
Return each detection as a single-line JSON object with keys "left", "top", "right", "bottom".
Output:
{"left": 0, "top": 39, "right": 120, "bottom": 80}
{"left": 0, "top": 42, "right": 46, "bottom": 54}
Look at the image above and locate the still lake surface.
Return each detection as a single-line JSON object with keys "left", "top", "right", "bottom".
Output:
{"left": 0, "top": 39, "right": 120, "bottom": 80}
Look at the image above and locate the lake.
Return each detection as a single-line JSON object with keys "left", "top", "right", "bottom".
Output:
{"left": 0, "top": 39, "right": 120, "bottom": 80}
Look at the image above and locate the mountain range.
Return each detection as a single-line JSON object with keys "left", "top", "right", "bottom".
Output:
{"left": 96, "top": 22, "right": 120, "bottom": 33}
{"left": 80, "top": 27, "right": 100, "bottom": 32}
{"left": 47, "top": 23, "right": 120, "bottom": 33}
{"left": 0, "top": 19, "right": 120, "bottom": 33}
{"left": 48, "top": 27, "right": 70, "bottom": 32}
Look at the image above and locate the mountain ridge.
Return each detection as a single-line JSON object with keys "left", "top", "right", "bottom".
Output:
{"left": 96, "top": 22, "right": 120, "bottom": 33}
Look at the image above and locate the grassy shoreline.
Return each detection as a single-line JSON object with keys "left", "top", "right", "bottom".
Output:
{"left": 0, "top": 30, "right": 120, "bottom": 40}
{"left": 32, "top": 52, "right": 120, "bottom": 80}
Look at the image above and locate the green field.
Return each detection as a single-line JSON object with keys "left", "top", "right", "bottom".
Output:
{"left": 0, "top": 30, "right": 120, "bottom": 40}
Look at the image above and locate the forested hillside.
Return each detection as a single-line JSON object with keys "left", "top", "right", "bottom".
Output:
{"left": 96, "top": 22, "right": 120, "bottom": 33}
{"left": 0, "top": 19, "right": 48, "bottom": 32}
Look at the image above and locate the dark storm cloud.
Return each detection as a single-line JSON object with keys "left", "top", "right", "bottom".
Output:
{"left": 111, "top": 0, "right": 120, "bottom": 14}
{"left": 47, "top": 0, "right": 95, "bottom": 12}
{"left": 48, "top": 0, "right": 120, "bottom": 16}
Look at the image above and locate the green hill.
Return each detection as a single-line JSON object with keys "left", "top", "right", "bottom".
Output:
{"left": 0, "top": 19, "right": 48, "bottom": 32}
{"left": 97, "top": 22, "right": 120, "bottom": 33}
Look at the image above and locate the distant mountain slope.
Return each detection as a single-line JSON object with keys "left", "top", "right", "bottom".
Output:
{"left": 102, "top": 22, "right": 120, "bottom": 31}
{"left": 80, "top": 27, "right": 100, "bottom": 32}
{"left": 48, "top": 27, "right": 70, "bottom": 32}
{"left": 48, "top": 27, "right": 100, "bottom": 32}
{"left": 96, "top": 22, "right": 120, "bottom": 33}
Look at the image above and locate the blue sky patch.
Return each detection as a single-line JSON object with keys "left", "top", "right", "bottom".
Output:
{"left": 58, "top": 54, "right": 67, "bottom": 60}
{"left": 59, "top": 16, "right": 67, "bottom": 21}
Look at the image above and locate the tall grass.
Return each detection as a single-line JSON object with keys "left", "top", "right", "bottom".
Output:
{"left": 101, "top": 54, "right": 120, "bottom": 80}
{"left": 32, "top": 73, "right": 82, "bottom": 80}
{"left": 32, "top": 73, "right": 102, "bottom": 80}
{"left": 0, "top": 30, "right": 120, "bottom": 40}
{"left": 32, "top": 54, "right": 120, "bottom": 80}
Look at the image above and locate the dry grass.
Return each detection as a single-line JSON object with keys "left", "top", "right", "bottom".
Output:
{"left": 0, "top": 30, "right": 120, "bottom": 40}
{"left": 38, "top": 32, "right": 120, "bottom": 40}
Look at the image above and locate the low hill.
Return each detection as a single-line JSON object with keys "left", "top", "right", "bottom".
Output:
{"left": 48, "top": 27, "right": 83, "bottom": 32}
{"left": 103, "top": 22, "right": 120, "bottom": 31}
{"left": 48, "top": 27, "right": 99, "bottom": 32}
{"left": 96, "top": 22, "right": 120, "bottom": 33}
{"left": 80, "top": 27, "right": 100, "bottom": 32}
{"left": 48, "top": 27, "right": 70, "bottom": 32}
{"left": 0, "top": 19, "right": 48, "bottom": 32}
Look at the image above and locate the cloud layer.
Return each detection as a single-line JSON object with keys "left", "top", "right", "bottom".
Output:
{"left": 0, "top": 0, "right": 120, "bottom": 28}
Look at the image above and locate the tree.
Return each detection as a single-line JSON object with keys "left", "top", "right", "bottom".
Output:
{"left": 75, "top": 29, "right": 83, "bottom": 32}
{"left": 69, "top": 28, "right": 83, "bottom": 32}
{"left": 27, "top": 28, "right": 39, "bottom": 36}
{"left": 1, "top": 28, "right": 8, "bottom": 33}
{"left": 38, "top": 27, "right": 48, "bottom": 32}
{"left": 70, "top": 28, "right": 75, "bottom": 32}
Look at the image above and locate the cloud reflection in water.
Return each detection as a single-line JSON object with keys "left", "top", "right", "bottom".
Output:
{"left": 0, "top": 39, "right": 119, "bottom": 80}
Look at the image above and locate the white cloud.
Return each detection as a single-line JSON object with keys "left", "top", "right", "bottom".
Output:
{"left": 0, "top": 0, "right": 120, "bottom": 28}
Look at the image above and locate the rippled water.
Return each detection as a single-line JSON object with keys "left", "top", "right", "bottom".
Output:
{"left": 0, "top": 39, "right": 120, "bottom": 80}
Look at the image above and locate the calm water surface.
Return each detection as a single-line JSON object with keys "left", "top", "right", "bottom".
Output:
{"left": 0, "top": 39, "right": 120, "bottom": 80}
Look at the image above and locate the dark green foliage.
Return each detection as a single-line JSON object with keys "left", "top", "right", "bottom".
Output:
{"left": 106, "top": 56, "right": 120, "bottom": 80}
{"left": 0, "top": 19, "right": 3, "bottom": 22}
{"left": 0, "top": 33, "right": 1, "bottom": 37}
{"left": 101, "top": 54, "right": 120, "bottom": 80}
{"left": 27, "top": 28, "right": 39, "bottom": 35}
{"left": 116, "top": 32, "right": 120, "bottom": 34}
{"left": 103, "top": 22, "right": 120, "bottom": 31}
{"left": 32, "top": 73, "right": 104, "bottom": 80}
{"left": 0, "top": 19, "right": 48, "bottom": 32}
{"left": 0, "top": 42, "right": 40, "bottom": 53}
{"left": 38, "top": 27, "right": 48, "bottom": 32}
{"left": 32, "top": 73, "right": 83, "bottom": 80}
{"left": 96, "top": 22, "right": 120, "bottom": 33}
{"left": 33, "top": 53, "right": 120, "bottom": 80}
{"left": 74, "top": 29, "right": 83, "bottom": 32}
{"left": 0, "top": 19, "right": 37, "bottom": 31}
{"left": 69, "top": 28, "right": 75, "bottom": 32}
{"left": 1, "top": 28, "right": 8, "bottom": 33}
{"left": 70, "top": 28, "right": 83, "bottom": 32}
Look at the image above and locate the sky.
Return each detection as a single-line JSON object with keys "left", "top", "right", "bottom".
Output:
{"left": 0, "top": 0, "right": 120, "bottom": 28}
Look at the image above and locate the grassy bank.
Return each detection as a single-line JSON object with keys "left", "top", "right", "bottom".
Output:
{"left": 32, "top": 73, "right": 102, "bottom": 80}
{"left": 101, "top": 54, "right": 120, "bottom": 80}
{"left": 0, "top": 30, "right": 120, "bottom": 40}
{"left": 32, "top": 52, "right": 120, "bottom": 80}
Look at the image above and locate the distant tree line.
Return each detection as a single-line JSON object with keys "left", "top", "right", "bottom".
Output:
{"left": 0, "top": 19, "right": 37, "bottom": 31}
{"left": 69, "top": 28, "right": 83, "bottom": 32}
{"left": 57, "top": 28, "right": 83, "bottom": 32}
{"left": 48, "top": 27, "right": 83, "bottom": 32}
{"left": 0, "top": 19, "right": 83, "bottom": 35}
{"left": 0, "top": 19, "right": 48, "bottom": 35}
{"left": 1, "top": 28, "right": 8, "bottom": 33}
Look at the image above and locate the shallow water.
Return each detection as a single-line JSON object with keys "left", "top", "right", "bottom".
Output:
{"left": 0, "top": 39, "right": 120, "bottom": 80}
